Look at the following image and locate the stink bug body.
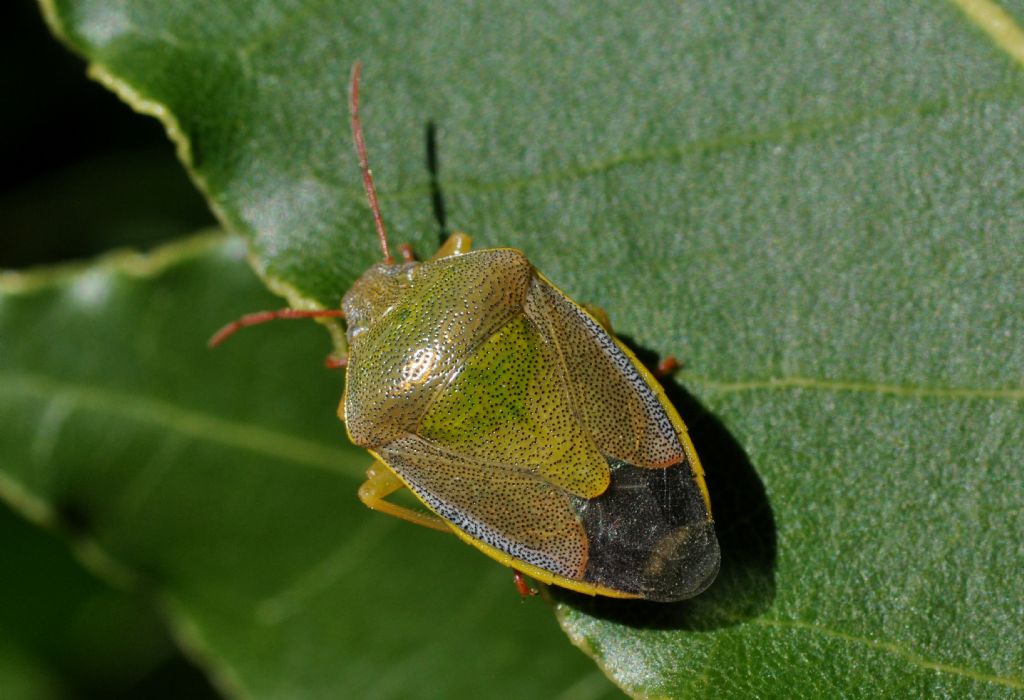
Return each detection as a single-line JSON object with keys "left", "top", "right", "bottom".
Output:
{"left": 213, "top": 64, "right": 719, "bottom": 602}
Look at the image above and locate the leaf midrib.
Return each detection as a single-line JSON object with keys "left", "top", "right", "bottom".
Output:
{"left": 951, "top": 0, "right": 1024, "bottom": 67}
{"left": 380, "top": 81, "right": 1024, "bottom": 204}
{"left": 752, "top": 615, "right": 1024, "bottom": 690}
{"left": 680, "top": 373, "right": 1024, "bottom": 400}
{"left": 0, "top": 371, "right": 358, "bottom": 478}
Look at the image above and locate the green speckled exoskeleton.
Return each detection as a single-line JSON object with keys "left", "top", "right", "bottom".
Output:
{"left": 211, "top": 63, "right": 719, "bottom": 602}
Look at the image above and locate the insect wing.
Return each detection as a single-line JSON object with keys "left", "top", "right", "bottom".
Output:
{"left": 525, "top": 275, "right": 686, "bottom": 471}
{"left": 527, "top": 274, "right": 718, "bottom": 599}
{"left": 366, "top": 250, "right": 718, "bottom": 600}
{"left": 378, "top": 435, "right": 589, "bottom": 580}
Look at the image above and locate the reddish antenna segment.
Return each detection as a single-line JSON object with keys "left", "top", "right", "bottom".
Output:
{"left": 207, "top": 63, "right": 391, "bottom": 350}
{"left": 208, "top": 308, "right": 345, "bottom": 348}
{"left": 349, "top": 62, "right": 392, "bottom": 264}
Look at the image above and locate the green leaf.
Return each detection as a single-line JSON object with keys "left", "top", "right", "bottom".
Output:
{"left": 34, "top": 0, "right": 1024, "bottom": 697}
{"left": 0, "top": 234, "right": 619, "bottom": 699}
{"left": 0, "top": 149, "right": 216, "bottom": 268}
{"left": 0, "top": 498, "right": 215, "bottom": 699}
{"left": 1, "top": 4, "right": 215, "bottom": 268}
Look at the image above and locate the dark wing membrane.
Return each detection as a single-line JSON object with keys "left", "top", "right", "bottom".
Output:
{"left": 379, "top": 435, "right": 589, "bottom": 579}
{"left": 523, "top": 276, "right": 684, "bottom": 468}
{"left": 577, "top": 459, "right": 720, "bottom": 602}
{"left": 384, "top": 261, "right": 716, "bottom": 599}
{"left": 523, "top": 274, "right": 720, "bottom": 600}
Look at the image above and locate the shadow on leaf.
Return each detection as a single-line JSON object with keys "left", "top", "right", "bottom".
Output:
{"left": 425, "top": 121, "right": 449, "bottom": 245}
{"left": 420, "top": 123, "right": 774, "bottom": 628}
{"left": 551, "top": 340, "right": 776, "bottom": 631}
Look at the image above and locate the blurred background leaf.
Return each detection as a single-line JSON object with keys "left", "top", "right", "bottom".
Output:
{"left": 0, "top": 499, "right": 218, "bottom": 699}
{"left": 2, "top": 3, "right": 217, "bottom": 697}
{"left": 1, "top": 3, "right": 213, "bottom": 268}
{"left": 4, "top": 0, "right": 1023, "bottom": 697}
{"left": 0, "top": 235, "right": 620, "bottom": 699}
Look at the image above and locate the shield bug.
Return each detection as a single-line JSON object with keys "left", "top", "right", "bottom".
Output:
{"left": 212, "top": 63, "right": 719, "bottom": 602}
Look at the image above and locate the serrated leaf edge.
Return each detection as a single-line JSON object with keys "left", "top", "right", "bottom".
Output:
{"left": 36, "top": 0, "right": 346, "bottom": 354}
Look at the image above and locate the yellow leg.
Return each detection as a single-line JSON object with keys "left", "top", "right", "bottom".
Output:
{"left": 430, "top": 231, "right": 472, "bottom": 260}
{"left": 357, "top": 461, "right": 451, "bottom": 533}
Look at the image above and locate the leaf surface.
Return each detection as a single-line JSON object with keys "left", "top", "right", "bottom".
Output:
{"left": 0, "top": 234, "right": 619, "bottom": 699}
{"left": 0, "top": 500, "right": 193, "bottom": 698}
{"left": 32, "top": 0, "right": 1024, "bottom": 696}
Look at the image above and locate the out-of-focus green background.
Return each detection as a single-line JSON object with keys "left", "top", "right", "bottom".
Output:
{"left": 2, "top": 4, "right": 214, "bottom": 269}
{"left": 2, "top": 4, "right": 218, "bottom": 697}
{"left": 3, "top": 7, "right": 622, "bottom": 699}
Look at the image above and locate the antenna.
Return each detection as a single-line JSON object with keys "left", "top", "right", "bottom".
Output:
{"left": 207, "top": 63, "right": 391, "bottom": 352}
{"left": 208, "top": 308, "right": 345, "bottom": 348}
{"left": 349, "top": 62, "right": 392, "bottom": 264}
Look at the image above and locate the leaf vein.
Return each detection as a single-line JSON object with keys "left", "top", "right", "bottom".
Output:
{"left": 256, "top": 516, "right": 394, "bottom": 625}
{"left": 379, "top": 82, "right": 1023, "bottom": 203}
{"left": 950, "top": 0, "right": 1024, "bottom": 67}
{"left": 754, "top": 616, "right": 1024, "bottom": 690}
{"left": 0, "top": 372, "right": 359, "bottom": 478}
{"left": 680, "top": 373, "right": 1024, "bottom": 401}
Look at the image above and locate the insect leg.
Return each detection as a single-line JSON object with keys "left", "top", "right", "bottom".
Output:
{"left": 512, "top": 570, "right": 539, "bottom": 599}
{"left": 429, "top": 231, "right": 472, "bottom": 260}
{"left": 582, "top": 303, "right": 681, "bottom": 377}
{"left": 397, "top": 243, "right": 416, "bottom": 262}
{"left": 324, "top": 354, "right": 348, "bottom": 370}
{"left": 357, "top": 461, "right": 451, "bottom": 533}
{"left": 654, "top": 356, "right": 680, "bottom": 378}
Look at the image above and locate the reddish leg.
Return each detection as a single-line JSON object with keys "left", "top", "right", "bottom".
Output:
{"left": 512, "top": 570, "right": 538, "bottom": 599}
{"left": 655, "top": 356, "right": 681, "bottom": 378}
{"left": 397, "top": 243, "right": 416, "bottom": 263}
{"left": 208, "top": 308, "right": 345, "bottom": 347}
{"left": 324, "top": 354, "right": 349, "bottom": 370}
